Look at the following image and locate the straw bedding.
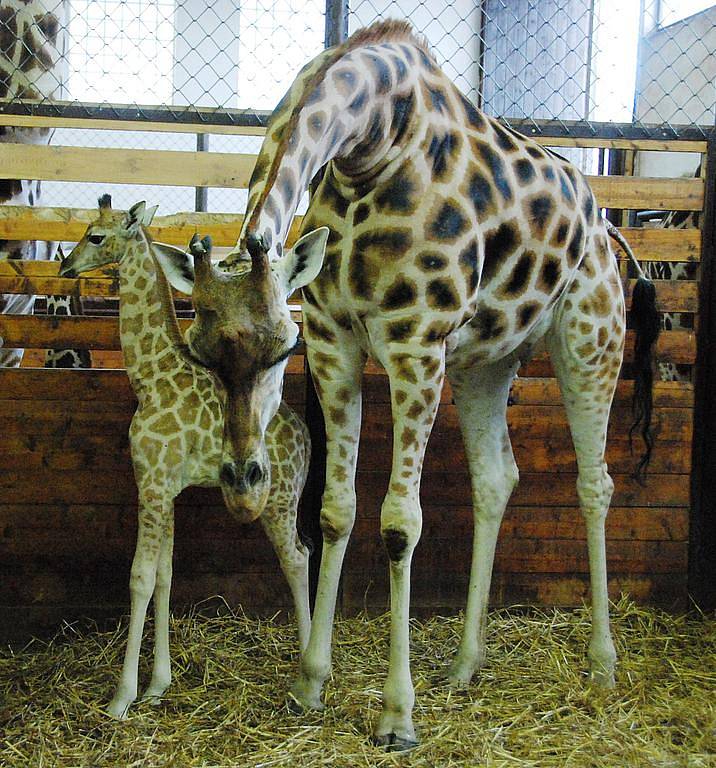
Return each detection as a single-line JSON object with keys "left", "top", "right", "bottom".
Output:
{"left": 1, "top": 597, "right": 714, "bottom": 767}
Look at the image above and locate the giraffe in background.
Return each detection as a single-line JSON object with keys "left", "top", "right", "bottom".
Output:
{"left": 0, "top": 0, "right": 88, "bottom": 368}
{"left": 60, "top": 196, "right": 312, "bottom": 719}
{"left": 177, "top": 21, "right": 659, "bottom": 749}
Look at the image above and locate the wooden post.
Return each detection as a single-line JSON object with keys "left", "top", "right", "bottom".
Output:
{"left": 324, "top": 0, "right": 349, "bottom": 49}
{"left": 689, "top": 130, "right": 716, "bottom": 610}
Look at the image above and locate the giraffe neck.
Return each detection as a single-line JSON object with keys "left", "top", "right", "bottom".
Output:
{"left": 119, "top": 230, "right": 186, "bottom": 393}
{"left": 240, "top": 22, "right": 431, "bottom": 254}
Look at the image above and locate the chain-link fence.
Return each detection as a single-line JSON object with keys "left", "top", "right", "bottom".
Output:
{"left": 1, "top": 0, "right": 714, "bottom": 211}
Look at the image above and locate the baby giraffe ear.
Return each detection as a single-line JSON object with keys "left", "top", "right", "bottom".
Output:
{"left": 124, "top": 201, "right": 147, "bottom": 233}
{"left": 274, "top": 227, "right": 329, "bottom": 295}
{"left": 141, "top": 204, "right": 159, "bottom": 227}
{"left": 152, "top": 242, "right": 195, "bottom": 295}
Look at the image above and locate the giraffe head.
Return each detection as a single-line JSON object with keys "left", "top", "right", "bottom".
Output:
{"left": 60, "top": 195, "right": 160, "bottom": 276}
{"left": 186, "top": 228, "right": 328, "bottom": 504}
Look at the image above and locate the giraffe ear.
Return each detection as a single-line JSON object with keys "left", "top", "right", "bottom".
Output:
{"left": 141, "top": 205, "right": 159, "bottom": 227}
{"left": 274, "top": 227, "right": 329, "bottom": 295}
{"left": 124, "top": 201, "right": 147, "bottom": 233}
{"left": 152, "top": 242, "right": 195, "bottom": 295}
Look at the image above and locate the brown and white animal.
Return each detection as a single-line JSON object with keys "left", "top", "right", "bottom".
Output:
{"left": 178, "top": 22, "right": 659, "bottom": 749}
{"left": 60, "top": 196, "right": 312, "bottom": 719}
{"left": 0, "top": 0, "right": 71, "bottom": 366}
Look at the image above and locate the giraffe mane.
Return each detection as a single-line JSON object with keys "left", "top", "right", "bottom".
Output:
{"left": 245, "top": 19, "right": 433, "bottom": 239}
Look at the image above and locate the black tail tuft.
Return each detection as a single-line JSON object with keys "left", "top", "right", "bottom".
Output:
{"left": 297, "top": 527, "right": 315, "bottom": 555}
{"left": 629, "top": 276, "right": 661, "bottom": 483}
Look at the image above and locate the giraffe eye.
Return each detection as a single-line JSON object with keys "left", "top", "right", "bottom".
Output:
{"left": 88, "top": 234, "right": 105, "bottom": 245}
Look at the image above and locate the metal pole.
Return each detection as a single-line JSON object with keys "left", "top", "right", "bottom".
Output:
{"left": 324, "top": 0, "right": 349, "bottom": 49}
{"left": 195, "top": 133, "right": 209, "bottom": 212}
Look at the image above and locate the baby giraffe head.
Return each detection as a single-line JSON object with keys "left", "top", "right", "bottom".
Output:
{"left": 60, "top": 195, "right": 159, "bottom": 276}
{"left": 186, "top": 227, "right": 328, "bottom": 510}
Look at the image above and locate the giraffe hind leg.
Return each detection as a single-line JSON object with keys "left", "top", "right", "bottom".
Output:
{"left": 546, "top": 257, "right": 625, "bottom": 687}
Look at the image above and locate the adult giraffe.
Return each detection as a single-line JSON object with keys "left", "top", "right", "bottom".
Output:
{"left": 181, "top": 21, "right": 659, "bottom": 749}
{"left": 0, "top": 0, "right": 71, "bottom": 366}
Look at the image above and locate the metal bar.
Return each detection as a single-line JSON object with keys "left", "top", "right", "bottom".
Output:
{"left": 195, "top": 134, "right": 209, "bottom": 213}
{"left": 324, "top": 0, "right": 349, "bottom": 49}
{"left": 688, "top": 133, "right": 716, "bottom": 610}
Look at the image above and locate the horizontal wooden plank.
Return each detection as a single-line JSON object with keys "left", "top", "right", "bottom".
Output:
{"left": 0, "top": 316, "right": 696, "bottom": 365}
{"left": 0, "top": 143, "right": 704, "bottom": 209}
{"left": 614, "top": 227, "right": 701, "bottom": 263}
{"left": 588, "top": 175, "right": 703, "bottom": 211}
{"left": 0, "top": 143, "right": 258, "bottom": 188}
{"left": 0, "top": 209, "right": 304, "bottom": 248}
{"left": 540, "top": 136, "right": 706, "bottom": 152}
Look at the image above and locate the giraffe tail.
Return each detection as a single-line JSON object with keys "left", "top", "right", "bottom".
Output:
{"left": 628, "top": 275, "right": 661, "bottom": 484}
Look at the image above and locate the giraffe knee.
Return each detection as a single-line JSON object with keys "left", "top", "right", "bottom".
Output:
{"left": 577, "top": 464, "right": 614, "bottom": 520}
{"left": 380, "top": 494, "right": 421, "bottom": 562}
{"left": 320, "top": 504, "right": 355, "bottom": 543}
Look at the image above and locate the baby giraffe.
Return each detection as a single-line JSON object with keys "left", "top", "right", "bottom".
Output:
{"left": 60, "top": 195, "right": 311, "bottom": 719}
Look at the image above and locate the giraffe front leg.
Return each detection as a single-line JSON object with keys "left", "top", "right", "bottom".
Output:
{"left": 108, "top": 496, "right": 170, "bottom": 719}
{"left": 372, "top": 345, "right": 445, "bottom": 751}
{"left": 142, "top": 512, "right": 175, "bottom": 704}
{"left": 289, "top": 336, "right": 365, "bottom": 712}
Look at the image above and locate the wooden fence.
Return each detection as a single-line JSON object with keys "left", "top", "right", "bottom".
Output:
{"left": 0, "top": 123, "right": 711, "bottom": 640}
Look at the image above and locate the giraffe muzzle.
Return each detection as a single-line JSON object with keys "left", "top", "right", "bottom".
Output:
{"left": 220, "top": 460, "right": 265, "bottom": 493}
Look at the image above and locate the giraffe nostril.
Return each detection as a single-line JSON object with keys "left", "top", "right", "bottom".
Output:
{"left": 244, "top": 461, "right": 264, "bottom": 488}
{"left": 220, "top": 462, "right": 237, "bottom": 487}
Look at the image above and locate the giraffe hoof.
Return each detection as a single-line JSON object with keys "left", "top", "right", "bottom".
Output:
{"left": 371, "top": 733, "right": 419, "bottom": 752}
{"left": 589, "top": 667, "right": 615, "bottom": 689}
{"left": 286, "top": 691, "right": 324, "bottom": 715}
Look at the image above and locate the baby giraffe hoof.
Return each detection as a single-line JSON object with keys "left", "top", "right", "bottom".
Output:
{"left": 107, "top": 697, "right": 132, "bottom": 720}
{"left": 371, "top": 733, "right": 419, "bottom": 752}
{"left": 589, "top": 667, "right": 616, "bottom": 689}
{"left": 287, "top": 688, "right": 325, "bottom": 715}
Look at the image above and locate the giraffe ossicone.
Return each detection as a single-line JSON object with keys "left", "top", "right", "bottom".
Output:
{"left": 188, "top": 19, "right": 660, "bottom": 749}
{"left": 60, "top": 196, "right": 312, "bottom": 719}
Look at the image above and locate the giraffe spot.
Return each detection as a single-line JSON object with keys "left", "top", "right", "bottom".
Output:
{"left": 518, "top": 301, "right": 541, "bottom": 329}
{"left": 406, "top": 400, "right": 424, "bottom": 420}
{"left": 381, "top": 277, "right": 417, "bottom": 311}
{"left": 426, "top": 85, "right": 451, "bottom": 116}
{"left": 427, "top": 199, "right": 468, "bottom": 242}
{"left": 421, "top": 388, "right": 436, "bottom": 405}
{"left": 302, "top": 284, "right": 319, "bottom": 306}
{"left": 567, "top": 221, "right": 585, "bottom": 265}
{"left": 366, "top": 52, "right": 392, "bottom": 94}
{"left": 355, "top": 228, "right": 413, "bottom": 258}
{"left": 537, "top": 255, "right": 561, "bottom": 292}
{"left": 418, "top": 48, "right": 436, "bottom": 71}
{"left": 353, "top": 202, "right": 370, "bottom": 225}
{"left": 527, "top": 145, "right": 545, "bottom": 159}
{"left": 492, "top": 122, "right": 518, "bottom": 152}
{"left": 543, "top": 166, "right": 556, "bottom": 182}
{"left": 427, "top": 131, "right": 462, "bottom": 182}
{"left": 401, "top": 426, "right": 417, "bottom": 450}
{"left": 417, "top": 251, "right": 448, "bottom": 271}
{"left": 579, "top": 321, "right": 594, "bottom": 335}
{"left": 249, "top": 152, "right": 271, "bottom": 188}
{"left": 591, "top": 284, "right": 612, "bottom": 317}
{"left": 308, "top": 111, "right": 325, "bottom": 141}
{"left": 391, "top": 355, "right": 418, "bottom": 384}
{"left": 319, "top": 170, "right": 349, "bottom": 217}
{"left": 333, "top": 68, "right": 357, "bottom": 97}
{"left": 348, "top": 88, "right": 368, "bottom": 114}
{"left": 320, "top": 249, "right": 340, "bottom": 286}
{"left": 475, "top": 140, "right": 513, "bottom": 202}
{"left": 559, "top": 172, "right": 575, "bottom": 206}
{"left": 580, "top": 252, "right": 597, "bottom": 279}
{"left": 305, "top": 316, "right": 336, "bottom": 344}
{"left": 482, "top": 220, "right": 522, "bottom": 284}
{"left": 395, "top": 389, "right": 408, "bottom": 405}
{"left": 420, "top": 355, "right": 441, "bottom": 378}
{"left": 551, "top": 217, "right": 571, "bottom": 247}
{"left": 514, "top": 158, "right": 536, "bottom": 185}
{"left": 458, "top": 239, "right": 480, "bottom": 293}
{"left": 400, "top": 44, "right": 416, "bottom": 65}
{"left": 423, "top": 320, "right": 452, "bottom": 343}
{"left": 464, "top": 169, "right": 495, "bottom": 218}
{"left": 459, "top": 93, "right": 486, "bottom": 131}
{"left": 375, "top": 163, "right": 419, "bottom": 214}
{"left": 526, "top": 194, "right": 555, "bottom": 238}
{"left": 583, "top": 192, "right": 595, "bottom": 223}
{"left": 390, "top": 92, "right": 415, "bottom": 144}
{"left": 152, "top": 412, "right": 181, "bottom": 436}
{"left": 472, "top": 306, "right": 508, "bottom": 340}
{"left": 383, "top": 528, "right": 408, "bottom": 561}
{"left": 387, "top": 317, "right": 418, "bottom": 342}
{"left": 328, "top": 406, "right": 347, "bottom": 426}
{"left": 336, "top": 386, "right": 351, "bottom": 403}
{"left": 598, "top": 326, "right": 609, "bottom": 346}
{"left": 335, "top": 312, "right": 353, "bottom": 331}
{"left": 576, "top": 341, "right": 596, "bottom": 359}
{"left": 499, "top": 251, "right": 535, "bottom": 298}
{"left": 427, "top": 278, "right": 460, "bottom": 310}
{"left": 390, "top": 53, "right": 408, "bottom": 83}
{"left": 305, "top": 81, "right": 326, "bottom": 105}
{"left": 352, "top": 108, "right": 385, "bottom": 158}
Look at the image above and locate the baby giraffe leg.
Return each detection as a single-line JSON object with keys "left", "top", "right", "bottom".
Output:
{"left": 108, "top": 497, "right": 171, "bottom": 719}
{"left": 446, "top": 359, "right": 520, "bottom": 687}
{"left": 143, "top": 513, "right": 175, "bottom": 704}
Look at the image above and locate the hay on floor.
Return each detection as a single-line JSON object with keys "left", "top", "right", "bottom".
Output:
{"left": 0, "top": 597, "right": 714, "bottom": 767}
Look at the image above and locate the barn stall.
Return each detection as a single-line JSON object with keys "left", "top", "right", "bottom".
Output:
{"left": 0, "top": 0, "right": 715, "bottom": 764}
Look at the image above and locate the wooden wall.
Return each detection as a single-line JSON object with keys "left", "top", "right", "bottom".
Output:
{"left": 0, "top": 128, "right": 707, "bottom": 640}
